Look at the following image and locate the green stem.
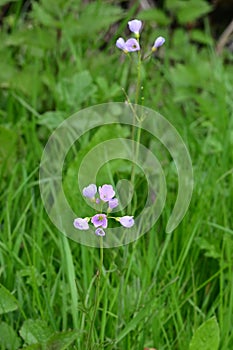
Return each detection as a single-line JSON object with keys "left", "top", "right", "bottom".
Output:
{"left": 131, "top": 49, "right": 142, "bottom": 142}
{"left": 135, "top": 50, "right": 142, "bottom": 105}
{"left": 143, "top": 50, "right": 153, "bottom": 61}
{"left": 132, "top": 121, "right": 142, "bottom": 213}
{"left": 130, "top": 49, "right": 142, "bottom": 214}
{"left": 86, "top": 238, "right": 104, "bottom": 349}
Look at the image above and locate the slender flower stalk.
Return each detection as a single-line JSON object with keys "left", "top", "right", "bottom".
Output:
{"left": 86, "top": 237, "right": 104, "bottom": 349}
{"left": 130, "top": 37, "right": 142, "bottom": 208}
{"left": 115, "top": 19, "right": 166, "bottom": 215}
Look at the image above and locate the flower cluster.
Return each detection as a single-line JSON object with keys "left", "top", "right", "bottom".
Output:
{"left": 73, "top": 184, "right": 134, "bottom": 237}
{"left": 116, "top": 19, "right": 165, "bottom": 53}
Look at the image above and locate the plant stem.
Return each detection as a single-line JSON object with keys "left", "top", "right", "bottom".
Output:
{"left": 130, "top": 49, "right": 142, "bottom": 214}
{"left": 86, "top": 238, "right": 104, "bottom": 349}
{"left": 135, "top": 50, "right": 142, "bottom": 105}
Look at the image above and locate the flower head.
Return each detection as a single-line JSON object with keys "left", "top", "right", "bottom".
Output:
{"left": 82, "top": 184, "right": 97, "bottom": 199}
{"left": 125, "top": 38, "right": 140, "bottom": 52}
{"left": 95, "top": 228, "right": 105, "bottom": 236}
{"left": 152, "top": 36, "right": 165, "bottom": 51}
{"left": 74, "top": 183, "right": 135, "bottom": 238}
{"left": 91, "top": 214, "right": 108, "bottom": 228}
{"left": 118, "top": 216, "right": 134, "bottom": 228}
{"left": 73, "top": 218, "right": 89, "bottom": 230}
{"left": 99, "top": 184, "right": 115, "bottom": 202}
{"left": 116, "top": 37, "right": 127, "bottom": 51}
{"left": 108, "top": 198, "right": 119, "bottom": 210}
{"left": 128, "top": 19, "right": 142, "bottom": 37}
{"left": 116, "top": 37, "right": 140, "bottom": 53}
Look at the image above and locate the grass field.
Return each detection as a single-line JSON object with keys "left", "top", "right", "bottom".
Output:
{"left": 0, "top": 1, "right": 233, "bottom": 349}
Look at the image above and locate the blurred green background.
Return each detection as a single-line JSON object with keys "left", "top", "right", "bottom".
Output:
{"left": 0, "top": 0, "right": 233, "bottom": 349}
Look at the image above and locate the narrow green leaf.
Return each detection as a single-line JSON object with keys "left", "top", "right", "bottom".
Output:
{"left": 22, "top": 345, "right": 42, "bottom": 350}
{"left": 0, "top": 126, "right": 18, "bottom": 176}
{"left": 0, "top": 0, "right": 18, "bottom": 5}
{"left": 115, "top": 297, "right": 158, "bottom": 344}
{"left": 189, "top": 317, "right": 220, "bottom": 350}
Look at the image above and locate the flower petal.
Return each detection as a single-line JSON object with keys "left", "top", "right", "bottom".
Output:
{"left": 82, "top": 184, "right": 97, "bottom": 198}
{"left": 128, "top": 19, "right": 142, "bottom": 34}
{"left": 99, "top": 184, "right": 115, "bottom": 202}
{"left": 91, "top": 214, "right": 108, "bottom": 228}
{"left": 116, "top": 37, "right": 126, "bottom": 50}
{"left": 108, "top": 198, "right": 119, "bottom": 210}
{"left": 73, "top": 218, "right": 89, "bottom": 230}
{"left": 125, "top": 38, "right": 140, "bottom": 52}
{"left": 119, "top": 216, "right": 134, "bottom": 228}
{"left": 152, "top": 36, "right": 165, "bottom": 51}
{"left": 95, "top": 228, "right": 106, "bottom": 236}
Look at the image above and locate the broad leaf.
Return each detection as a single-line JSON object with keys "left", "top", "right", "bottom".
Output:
{"left": 139, "top": 9, "right": 170, "bottom": 26}
{"left": 0, "top": 284, "right": 18, "bottom": 314}
{"left": 0, "top": 322, "right": 21, "bottom": 350}
{"left": 177, "top": 0, "right": 212, "bottom": 24}
{"left": 166, "top": 0, "right": 212, "bottom": 24}
{"left": 189, "top": 317, "right": 220, "bottom": 350}
{"left": 19, "top": 319, "right": 53, "bottom": 345}
{"left": 55, "top": 71, "right": 97, "bottom": 109}
{"left": 47, "top": 330, "right": 79, "bottom": 350}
